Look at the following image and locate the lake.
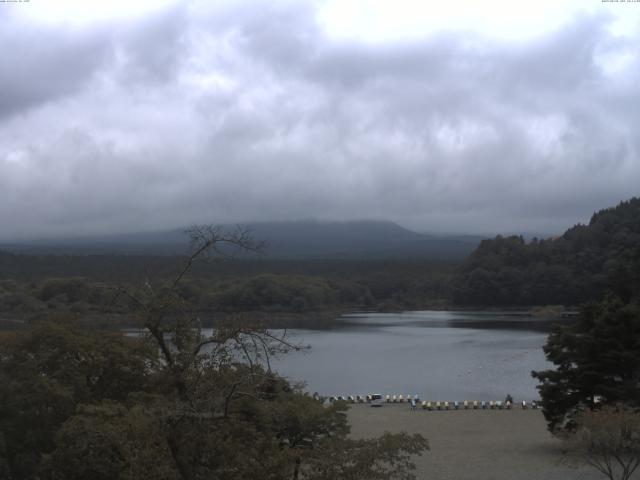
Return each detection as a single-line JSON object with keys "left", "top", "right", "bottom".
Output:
{"left": 269, "top": 310, "right": 564, "bottom": 402}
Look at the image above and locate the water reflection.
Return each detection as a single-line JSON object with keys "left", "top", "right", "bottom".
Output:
{"left": 340, "top": 310, "right": 569, "bottom": 332}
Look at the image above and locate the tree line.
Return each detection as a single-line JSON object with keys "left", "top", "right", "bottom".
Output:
{"left": 452, "top": 198, "right": 640, "bottom": 306}
{"left": 0, "top": 265, "right": 453, "bottom": 328}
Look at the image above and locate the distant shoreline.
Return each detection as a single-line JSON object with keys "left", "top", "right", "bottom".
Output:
{"left": 0, "top": 306, "right": 577, "bottom": 332}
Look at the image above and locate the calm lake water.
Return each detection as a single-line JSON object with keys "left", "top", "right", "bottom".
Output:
{"left": 269, "top": 311, "right": 564, "bottom": 402}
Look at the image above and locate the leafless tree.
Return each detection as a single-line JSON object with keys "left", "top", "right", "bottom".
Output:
{"left": 571, "top": 405, "right": 640, "bottom": 480}
{"left": 111, "top": 225, "right": 299, "bottom": 398}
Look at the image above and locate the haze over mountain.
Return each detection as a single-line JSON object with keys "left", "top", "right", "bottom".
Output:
{"left": 2, "top": 2, "right": 639, "bottom": 240}
{"left": 1, "top": 220, "right": 483, "bottom": 260}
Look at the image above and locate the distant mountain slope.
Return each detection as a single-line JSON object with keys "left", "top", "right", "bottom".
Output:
{"left": 1, "top": 220, "right": 482, "bottom": 260}
{"left": 244, "top": 221, "right": 481, "bottom": 259}
{"left": 451, "top": 197, "right": 640, "bottom": 306}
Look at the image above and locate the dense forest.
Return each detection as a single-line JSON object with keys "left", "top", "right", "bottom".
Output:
{"left": 0, "top": 259, "right": 454, "bottom": 328}
{"left": 0, "top": 220, "right": 466, "bottom": 327}
{"left": 2, "top": 197, "right": 639, "bottom": 330}
{"left": 451, "top": 198, "right": 640, "bottom": 306}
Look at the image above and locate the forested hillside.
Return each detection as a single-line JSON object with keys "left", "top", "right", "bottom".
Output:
{"left": 451, "top": 198, "right": 640, "bottom": 306}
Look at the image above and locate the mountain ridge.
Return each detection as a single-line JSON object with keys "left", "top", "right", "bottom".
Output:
{"left": 1, "top": 220, "right": 483, "bottom": 260}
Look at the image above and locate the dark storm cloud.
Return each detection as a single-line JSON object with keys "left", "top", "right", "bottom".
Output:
{"left": 0, "top": 2, "right": 638, "bottom": 240}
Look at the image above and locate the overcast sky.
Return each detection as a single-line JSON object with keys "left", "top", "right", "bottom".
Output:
{"left": 1, "top": 0, "right": 639, "bottom": 240}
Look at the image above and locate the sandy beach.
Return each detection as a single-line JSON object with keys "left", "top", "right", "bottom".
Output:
{"left": 347, "top": 404, "right": 604, "bottom": 480}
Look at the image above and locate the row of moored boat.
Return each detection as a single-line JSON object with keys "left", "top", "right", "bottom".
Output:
{"left": 328, "top": 395, "right": 540, "bottom": 409}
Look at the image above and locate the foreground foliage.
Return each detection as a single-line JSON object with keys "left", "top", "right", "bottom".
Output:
{"left": 532, "top": 297, "right": 640, "bottom": 432}
{"left": 0, "top": 226, "right": 427, "bottom": 480}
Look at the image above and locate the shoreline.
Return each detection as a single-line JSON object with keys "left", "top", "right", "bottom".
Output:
{"left": 347, "top": 404, "right": 601, "bottom": 480}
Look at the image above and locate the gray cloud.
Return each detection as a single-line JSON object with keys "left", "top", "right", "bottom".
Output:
{"left": 0, "top": 2, "right": 638, "bottom": 240}
{"left": 0, "top": 11, "right": 111, "bottom": 119}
